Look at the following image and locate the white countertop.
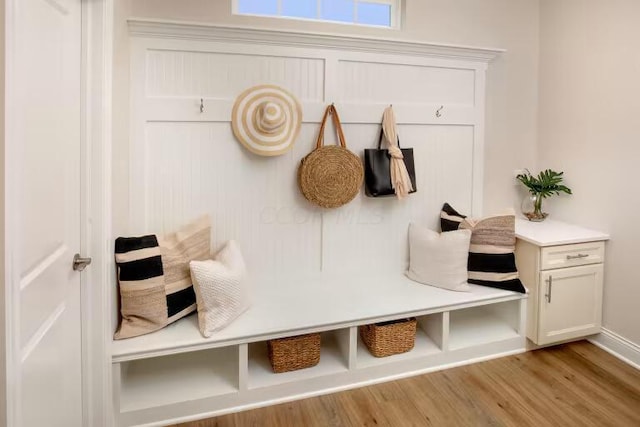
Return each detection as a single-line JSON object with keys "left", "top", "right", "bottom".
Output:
{"left": 515, "top": 218, "right": 609, "bottom": 247}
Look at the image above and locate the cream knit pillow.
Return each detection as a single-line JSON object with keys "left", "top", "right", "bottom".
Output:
{"left": 189, "top": 240, "right": 250, "bottom": 337}
{"left": 406, "top": 223, "right": 472, "bottom": 292}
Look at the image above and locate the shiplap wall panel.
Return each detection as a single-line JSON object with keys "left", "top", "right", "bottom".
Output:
{"left": 337, "top": 60, "right": 476, "bottom": 106}
{"left": 146, "top": 49, "right": 325, "bottom": 102}
{"left": 321, "top": 124, "right": 474, "bottom": 275}
{"left": 129, "top": 35, "right": 487, "bottom": 287}
{"left": 139, "top": 122, "right": 323, "bottom": 282}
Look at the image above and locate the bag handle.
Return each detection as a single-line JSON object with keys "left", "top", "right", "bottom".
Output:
{"left": 377, "top": 129, "right": 402, "bottom": 150}
{"left": 316, "top": 104, "right": 347, "bottom": 150}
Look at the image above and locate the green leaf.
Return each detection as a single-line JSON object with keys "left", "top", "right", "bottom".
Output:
{"left": 515, "top": 169, "right": 572, "bottom": 198}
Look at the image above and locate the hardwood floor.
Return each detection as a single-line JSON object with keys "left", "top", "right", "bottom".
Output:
{"left": 173, "top": 341, "right": 640, "bottom": 427}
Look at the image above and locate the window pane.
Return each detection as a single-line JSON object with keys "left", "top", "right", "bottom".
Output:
{"left": 357, "top": 2, "right": 391, "bottom": 26}
{"left": 237, "top": 0, "right": 278, "bottom": 16}
{"left": 321, "top": 0, "right": 354, "bottom": 23}
{"left": 282, "top": 0, "right": 317, "bottom": 19}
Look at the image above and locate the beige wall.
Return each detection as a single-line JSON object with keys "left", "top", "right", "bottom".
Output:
{"left": 0, "top": 0, "right": 6, "bottom": 422}
{"left": 112, "top": 0, "right": 131, "bottom": 331}
{"left": 126, "top": 0, "right": 540, "bottom": 214}
{"left": 538, "top": 0, "right": 640, "bottom": 344}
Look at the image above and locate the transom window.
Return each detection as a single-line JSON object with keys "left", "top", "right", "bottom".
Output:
{"left": 233, "top": 0, "right": 400, "bottom": 29}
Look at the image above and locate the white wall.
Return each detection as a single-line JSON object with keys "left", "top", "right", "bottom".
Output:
{"left": 128, "top": 34, "right": 488, "bottom": 284}
{"left": 538, "top": 0, "right": 640, "bottom": 345}
{"left": 124, "top": 0, "right": 540, "bottom": 216}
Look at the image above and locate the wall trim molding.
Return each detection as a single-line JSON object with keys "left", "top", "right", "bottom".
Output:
{"left": 589, "top": 328, "right": 640, "bottom": 370}
{"left": 4, "top": 1, "right": 18, "bottom": 424}
{"left": 82, "top": 0, "right": 113, "bottom": 425}
{"left": 127, "top": 18, "right": 504, "bottom": 63}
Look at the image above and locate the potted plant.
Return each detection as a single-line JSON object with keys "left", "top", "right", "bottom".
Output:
{"left": 516, "top": 169, "right": 572, "bottom": 221}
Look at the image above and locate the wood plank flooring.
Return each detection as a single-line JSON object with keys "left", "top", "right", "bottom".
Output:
{"left": 173, "top": 341, "right": 640, "bottom": 427}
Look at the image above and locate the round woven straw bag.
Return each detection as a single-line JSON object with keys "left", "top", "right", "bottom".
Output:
{"left": 298, "top": 105, "right": 364, "bottom": 208}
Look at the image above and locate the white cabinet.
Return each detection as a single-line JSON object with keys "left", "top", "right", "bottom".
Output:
{"left": 538, "top": 264, "right": 603, "bottom": 344}
{"left": 515, "top": 219, "right": 609, "bottom": 346}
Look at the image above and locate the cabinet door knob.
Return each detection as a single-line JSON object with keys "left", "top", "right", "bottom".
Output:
{"left": 567, "top": 253, "right": 589, "bottom": 260}
{"left": 545, "top": 276, "right": 553, "bottom": 303}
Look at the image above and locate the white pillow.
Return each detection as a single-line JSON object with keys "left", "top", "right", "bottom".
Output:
{"left": 189, "top": 240, "right": 250, "bottom": 337}
{"left": 406, "top": 223, "right": 472, "bottom": 292}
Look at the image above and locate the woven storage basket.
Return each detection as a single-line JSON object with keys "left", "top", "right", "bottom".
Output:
{"left": 267, "top": 333, "right": 321, "bottom": 373}
{"left": 298, "top": 104, "right": 363, "bottom": 209}
{"left": 359, "top": 318, "right": 417, "bottom": 358}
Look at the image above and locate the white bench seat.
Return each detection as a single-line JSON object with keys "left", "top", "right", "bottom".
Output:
{"left": 112, "top": 274, "right": 524, "bottom": 363}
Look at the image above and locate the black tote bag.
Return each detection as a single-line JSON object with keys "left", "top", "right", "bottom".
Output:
{"left": 364, "top": 129, "right": 417, "bottom": 197}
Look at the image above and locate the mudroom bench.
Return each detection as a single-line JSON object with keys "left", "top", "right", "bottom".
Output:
{"left": 112, "top": 275, "right": 527, "bottom": 427}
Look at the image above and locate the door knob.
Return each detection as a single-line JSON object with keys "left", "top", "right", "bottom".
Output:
{"left": 73, "top": 254, "right": 92, "bottom": 271}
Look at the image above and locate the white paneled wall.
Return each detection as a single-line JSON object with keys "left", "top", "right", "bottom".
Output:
{"left": 145, "top": 49, "right": 325, "bottom": 102}
{"left": 128, "top": 25, "right": 492, "bottom": 288}
{"left": 140, "top": 122, "right": 323, "bottom": 282}
{"left": 337, "top": 61, "right": 476, "bottom": 106}
{"left": 320, "top": 124, "right": 474, "bottom": 276}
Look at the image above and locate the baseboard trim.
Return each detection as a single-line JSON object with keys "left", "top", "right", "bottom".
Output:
{"left": 588, "top": 328, "right": 640, "bottom": 370}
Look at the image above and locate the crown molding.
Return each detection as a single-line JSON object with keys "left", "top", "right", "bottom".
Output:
{"left": 128, "top": 19, "right": 504, "bottom": 63}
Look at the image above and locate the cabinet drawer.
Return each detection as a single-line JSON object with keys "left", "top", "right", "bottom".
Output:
{"left": 540, "top": 241, "right": 605, "bottom": 270}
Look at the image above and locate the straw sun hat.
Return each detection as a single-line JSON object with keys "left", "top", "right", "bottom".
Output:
{"left": 231, "top": 84, "right": 302, "bottom": 156}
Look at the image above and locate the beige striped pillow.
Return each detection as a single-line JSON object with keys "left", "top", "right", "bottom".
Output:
{"left": 114, "top": 235, "right": 167, "bottom": 339}
{"left": 114, "top": 216, "right": 211, "bottom": 339}
{"left": 158, "top": 216, "right": 211, "bottom": 325}
{"left": 440, "top": 203, "right": 526, "bottom": 294}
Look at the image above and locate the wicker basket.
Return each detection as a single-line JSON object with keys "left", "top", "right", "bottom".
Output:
{"left": 359, "top": 318, "right": 417, "bottom": 358}
{"left": 267, "top": 333, "right": 321, "bottom": 373}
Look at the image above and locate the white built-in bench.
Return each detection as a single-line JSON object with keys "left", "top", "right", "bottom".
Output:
{"left": 116, "top": 20, "right": 512, "bottom": 427}
{"left": 112, "top": 275, "right": 526, "bottom": 427}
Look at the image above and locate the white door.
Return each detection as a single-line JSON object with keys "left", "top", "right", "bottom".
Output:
{"left": 12, "top": 0, "right": 84, "bottom": 425}
{"left": 538, "top": 264, "right": 604, "bottom": 345}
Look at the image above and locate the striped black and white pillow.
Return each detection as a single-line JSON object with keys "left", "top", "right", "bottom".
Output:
{"left": 440, "top": 203, "right": 526, "bottom": 294}
{"left": 115, "top": 235, "right": 169, "bottom": 339}
{"left": 440, "top": 203, "right": 466, "bottom": 232}
{"left": 114, "top": 216, "right": 210, "bottom": 339}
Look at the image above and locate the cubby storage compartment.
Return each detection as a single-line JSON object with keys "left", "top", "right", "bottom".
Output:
{"left": 448, "top": 300, "right": 521, "bottom": 351}
{"left": 356, "top": 314, "right": 444, "bottom": 368}
{"left": 111, "top": 276, "right": 526, "bottom": 426}
{"left": 248, "top": 329, "right": 350, "bottom": 389}
{"left": 117, "top": 346, "right": 239, "bottom": 413}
